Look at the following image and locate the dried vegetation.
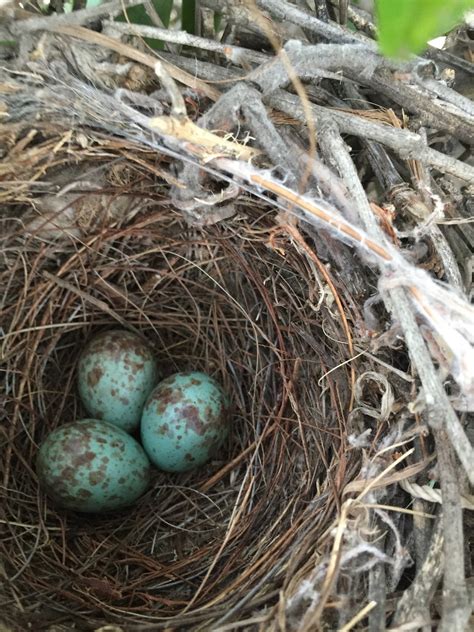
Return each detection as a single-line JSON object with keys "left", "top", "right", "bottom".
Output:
{"left": 0, "top": 1, "right": 473, "bottom": 630}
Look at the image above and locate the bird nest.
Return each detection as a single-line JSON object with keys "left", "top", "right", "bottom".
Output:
{"left": 1, "top": 5, "right": 474, "bottom": 632}
{"left": 1, "top": 158, "right": 366, "bottom": 630}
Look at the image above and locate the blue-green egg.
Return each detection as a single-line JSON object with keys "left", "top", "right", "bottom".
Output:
{"left": 36, "top": 419, "right": 151, "bottom": 512}
{"left": 140, "top": 372, "right": 230, "bottom": 472}
{"left": 77, "top": 329, "right": 158, "bottom": 433}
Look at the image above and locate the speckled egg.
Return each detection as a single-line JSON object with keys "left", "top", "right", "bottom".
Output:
{"left": 77, "top": 329, "right": 158, "bottom": 433}
{"left": 140, "top": 372, "right": 230, "bottom": 472}
{"left": 36, "top": 419, "right": 151, "bottom": 512}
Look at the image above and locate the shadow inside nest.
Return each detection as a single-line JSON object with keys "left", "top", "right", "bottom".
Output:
{"left": 1, "top": 198, "right": 356, "bottom": 630}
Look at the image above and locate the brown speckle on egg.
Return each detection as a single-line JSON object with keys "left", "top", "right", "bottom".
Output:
{"left": 182, "top": 405, "right": 205, "bottom": 435}
{"left": 77, "top": 488, "right": 93, "bottom": 499}
{"left": 73, "top": 451, "right": 95, "bottom": 467}
{"left": 61, "top": 466, "right": 77, "bottom": 482}
{"left": 87, "top": 365, "right": 104, "bottom": 388}
{"left": 157, "top": 422, "right": 170, "bottom": 436}
{"left": 89, "top": 470, "right": 105, "bottom": 485}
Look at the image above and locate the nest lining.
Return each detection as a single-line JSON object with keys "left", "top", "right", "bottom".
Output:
{"left": 1, "top": 188, "right": 363, "bottom": 630}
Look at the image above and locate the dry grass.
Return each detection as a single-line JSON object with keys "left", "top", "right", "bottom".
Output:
{"left": 1, "top": 150, "right": 370, "bottom": 629}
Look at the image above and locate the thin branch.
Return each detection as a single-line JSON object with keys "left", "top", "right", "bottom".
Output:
{"left": 154, "top": 51, "right": 474, "bottom": 176}
{"left": 153, "top": 61, "right": 186, "bottom": 117}
{"left": 369, "top": 558, "right": 387, "bottom": 632}
{"left": 341, "top": 83, "right": 465, "bottom": 291}
{"left": 368, "top": 70, "right": 473, "bottom": 145}
{"left": 106, "top": 20, "right": 268, "bottom": 66}
{"left": 248, "top": 43, "right": 388, "bottom": 93}
{"left": 10, "top": 0, "right": 143, "bottom": 34}
{"left": 426, "top": 46, "right": 474, "bottom": 77}
{"left": 433, "top": 430, "right": 471, "bottom": 632}
{"left": 267, "top": 91, "right": 474, "bottom": 182}
{"left": 414, "top": 76, "right": 474, "bottom": 118}
{"left": 247, "top": 42, "right": 473, "bottom": 144}
{"left": 316, "top": 123, "right": 471, "bottom": 627}
{"left": 393, "top": 515, "right": 444, "bottom": 626}
{"left": 346, "top": 4, "right": 377, "bottom": 39}
{"left": 50, "top": 25, "right": 222, "bottom": 100}
{"left": 159, "top": 50, "right": 243, "bottom": 82}
{"left": 255, "top": 0, "right": 373, "bottom": 47}
{"left": 200, "top": 0, "right": 279, "bottom": 38}
{"left": 315, "top": 123, "right": 473, "bottom": 481}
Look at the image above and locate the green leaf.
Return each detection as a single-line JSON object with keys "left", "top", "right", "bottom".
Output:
{"left": 116, "top": 0, "right": 174, "bottom": 50}
{"left": 214, "top": 12, "right": 222, "bottom": 33}
{"left": 376, "top": 0, "right": 474, "bottom": 58}
{"left": 182, "top": 0, "right": 196, "bottom": 35}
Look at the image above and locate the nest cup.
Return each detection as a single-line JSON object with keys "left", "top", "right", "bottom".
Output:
{"left": 1, "top": 169, "right": 359, "bottom": 630}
